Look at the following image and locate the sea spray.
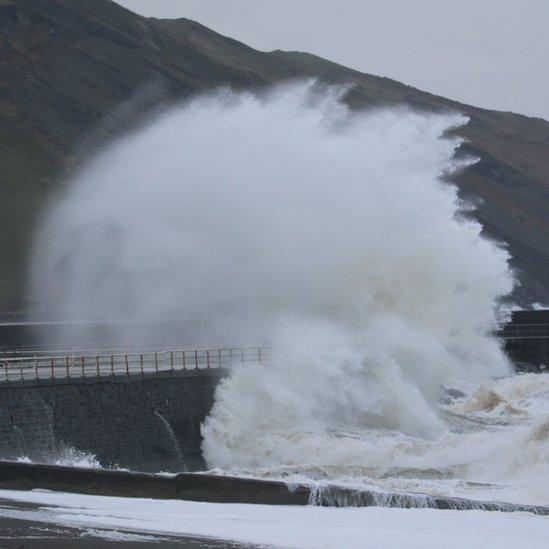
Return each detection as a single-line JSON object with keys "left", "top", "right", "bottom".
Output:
{"left": 204, "top": 374, "right": 549, "bottom": 505}
{"left": 31, "top": 82, "right": 526, "bottom": 500}
{"left": 153, "top": 410, "right": 188, "bottom": 471}
{"left": 15, "top": 447, "right": 102, "bottom": 469}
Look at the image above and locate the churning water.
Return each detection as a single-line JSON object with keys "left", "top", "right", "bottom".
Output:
{"left": 32, "top": 82, "right": 548, "bottom": 505}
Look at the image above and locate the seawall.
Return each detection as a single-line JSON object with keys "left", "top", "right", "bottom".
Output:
{"left": 0, "top": 370, "right": 224, "bottom": 472}
{"left": 502, "top": 309, "right": 549, "bottom": 371}
{"left": 1, "top": 461, "right": 548, "bottom": 515}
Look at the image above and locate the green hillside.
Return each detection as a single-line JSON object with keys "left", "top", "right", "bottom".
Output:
{"left": 1, "top": 0, "right": 548, "bottom": 312}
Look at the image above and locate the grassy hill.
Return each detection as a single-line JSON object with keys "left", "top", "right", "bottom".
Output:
{"left": 1, "top": 0, "right": 548, "bottom": 312}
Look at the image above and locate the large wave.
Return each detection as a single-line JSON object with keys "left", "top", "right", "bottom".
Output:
{"left": 32, "top": 82, "right": 531, "bottom": 501}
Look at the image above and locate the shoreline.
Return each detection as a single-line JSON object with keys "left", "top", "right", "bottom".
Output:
{"left": 0, "top": 460, "right": 547, "bottom": 515}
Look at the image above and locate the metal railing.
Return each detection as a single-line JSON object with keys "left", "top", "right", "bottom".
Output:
{"left": 498, "top": 323, "right": 549, "bottom": 340}
{"left": 0, "top": 347, "right": 265, "bottom": 385}
{"left": 0, "top": 343, "right": 215, "bottom": 359}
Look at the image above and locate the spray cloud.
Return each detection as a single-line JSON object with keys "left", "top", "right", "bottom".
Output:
{"left": 32, "top": 82, "right": 514, "bottom": 472}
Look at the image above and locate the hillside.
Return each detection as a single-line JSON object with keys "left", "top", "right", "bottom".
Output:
{"left": 1, "top": 0, "right": 548, "bottom": 312}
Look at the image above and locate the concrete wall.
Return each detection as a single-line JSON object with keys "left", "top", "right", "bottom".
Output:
{"left": 1, "top": 461, "right": 547, "bottom": 514}
{"left": 505, "top": 338, "right": 549, "bottom": 371}
{"left": 503, "top": 310, "right": 549, "bottom": 371}
{"left": 0, "top": 370, "right": 223, "bottom": 472}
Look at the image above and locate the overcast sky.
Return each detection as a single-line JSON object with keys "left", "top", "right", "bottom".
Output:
{"left": 117, "top": 1, "right": 548, "bottom": 121}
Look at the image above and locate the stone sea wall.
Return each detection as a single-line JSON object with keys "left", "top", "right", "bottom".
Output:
{"left": 0, "top": 370, "right": 223, "bottom": 472}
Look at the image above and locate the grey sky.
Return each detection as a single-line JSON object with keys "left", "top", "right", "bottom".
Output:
{"left": 116, "top": 1, "right": 548, "bottom": 121}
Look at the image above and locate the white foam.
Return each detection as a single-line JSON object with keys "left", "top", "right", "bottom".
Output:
{"left": 0, "top": 489, "right": 548, "bottom": 549}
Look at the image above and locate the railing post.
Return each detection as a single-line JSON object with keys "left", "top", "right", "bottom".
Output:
{"left": 125, "top": 354, "right": 129, "bottom": 376}
{"left": 206, "top": 350, "right": 210, "bottom": 369}
{"left": 4, "top": 363, "right": 8, "bottom": 384}
{"left": 111, "top": 354, "right": 114, "bottom": 377}
{"left": 140, "top": 353, "right": 144, "bottom": 375}
{"left": 154, "top": 352, "right": 158, "bottom": 375}
{"left": 96, "top": 355, "right": 100, "bottom": 377}
{"left": 195, "top": 350, "right": 198, "bottom": 369}
{"left": 182, "top": 350, "right": 186, "bottom": 370}
{"left": 51, "top": 357, "right": 55, "bottom": 381}
{"left": 35, "top": 358, "right": 39, "bottom": 381}
{"left": 66, "top": 356, "right": 70, "bottom": 380}
{"left": 81, "top": 356, "right": 85, "bottom": 378}
{"left": 170, "top": 351, "right": 174, "bottom": 375}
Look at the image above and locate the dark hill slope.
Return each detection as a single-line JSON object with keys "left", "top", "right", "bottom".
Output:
{"left": 0, "top": 0, "right": 548, "bottom": 312}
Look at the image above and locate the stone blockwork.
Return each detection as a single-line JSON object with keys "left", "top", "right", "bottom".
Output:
{"left": 0, "top": 370, "right": 223, "bottom": 472}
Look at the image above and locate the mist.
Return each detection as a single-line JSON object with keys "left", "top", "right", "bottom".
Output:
{"left": 32, "top": 82, "right": 516, "bottom": 470}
